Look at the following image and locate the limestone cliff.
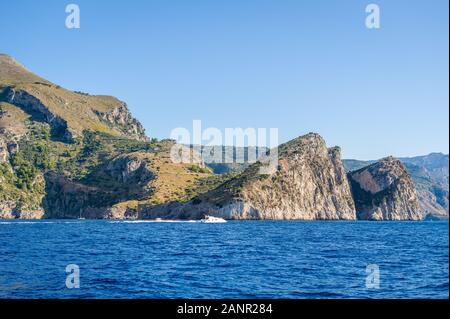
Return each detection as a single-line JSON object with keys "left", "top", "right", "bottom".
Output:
{"left": 140, "top": 133, "right": 357, "bottom": 220}
{"left": 348, "top": 157, "right": 422, "bottom": 220}
{"left": 344, "top": 154, "right": 449, "bottom": 220}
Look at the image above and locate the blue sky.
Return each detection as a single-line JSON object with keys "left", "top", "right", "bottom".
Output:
{"left": 0, "top": 0, "right": 448, "bottom": 159}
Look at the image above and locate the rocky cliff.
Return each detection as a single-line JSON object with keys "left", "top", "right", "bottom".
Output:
{"left": 348, "top": 157, "right": 422, "bottom": 220}
{"left": 344, "top": 154, "right": 449, "bottom": 220}
{"left": 140, "top": 133, "right": 357, "bottom": 220}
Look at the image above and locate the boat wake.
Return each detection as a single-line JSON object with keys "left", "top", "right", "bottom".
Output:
{"left": 200, "top": 215, "right": 227, "bottom": 223}
{"left": 109, "top": 216, "right": 228, "bottom": 224}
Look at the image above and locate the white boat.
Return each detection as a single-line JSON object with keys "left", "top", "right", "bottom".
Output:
{"left": 200, "top": 215, "right": 227, "bottom": 223}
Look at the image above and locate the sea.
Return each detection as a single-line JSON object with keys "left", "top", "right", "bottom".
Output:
{"left": 0, "top": 220, "right": 448, "bottom": 299}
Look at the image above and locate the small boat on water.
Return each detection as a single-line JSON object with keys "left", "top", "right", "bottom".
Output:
{"left": 200, "top": 215, "right": 227, "bottom": 223}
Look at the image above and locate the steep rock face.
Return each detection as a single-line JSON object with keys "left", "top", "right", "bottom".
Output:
{"left": 104, "top": 153, "right": 153, "bottom": 185}
{"left": 344, "top": 154, "right": 449, "bottom": 220}
{"left": 141, "top": 133, "right": 357, "bottom": 220}
{"left": 43, "top": 153, "right": 154, "bottom": 218}
{"left": 348, "top": 157, "right": 422, "bottom": 220}
{"left": 94, "top": 103, "right": 147, "bottom": 142}
{"left": 43, "top": 172, "right": 108, "bottom": 219}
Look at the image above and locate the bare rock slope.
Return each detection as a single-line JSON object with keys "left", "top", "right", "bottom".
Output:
{"left": 348, "top": 157, "right": 422, "bottom": 220}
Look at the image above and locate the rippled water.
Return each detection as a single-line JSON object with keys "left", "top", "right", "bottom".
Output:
{"left": 0, "top": 220, "right": 448, "bottom": 299}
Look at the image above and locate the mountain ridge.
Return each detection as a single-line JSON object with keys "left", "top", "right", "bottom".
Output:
{"left": 1, "top": 54, "right": 446, "bottom": 220}
{"left": 0, "top": 54, "right": 148, "bottom": 142}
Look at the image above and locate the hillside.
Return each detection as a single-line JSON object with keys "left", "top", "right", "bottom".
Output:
{"left": 0, "top": 55, "right": 218, "bottom": 218}
{"left": 0, "top": 54, "right": 147, "bottom": 142}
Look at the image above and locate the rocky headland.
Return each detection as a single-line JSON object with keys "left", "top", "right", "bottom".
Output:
{"left": 0, "top": 54, "right": 447, "bottom": 220}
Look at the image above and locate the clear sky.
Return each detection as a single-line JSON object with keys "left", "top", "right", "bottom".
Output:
{"left": 1, "top": 0, "right": 448, "bottom": 159}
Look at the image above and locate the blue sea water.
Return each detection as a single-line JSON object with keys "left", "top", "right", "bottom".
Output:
{"left": 0, "top": 220, "right": 448, "bottom": 299}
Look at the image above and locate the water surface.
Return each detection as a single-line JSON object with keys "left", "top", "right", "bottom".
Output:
{"left": 0, "top": 220, "right": 447, "bottom": 298}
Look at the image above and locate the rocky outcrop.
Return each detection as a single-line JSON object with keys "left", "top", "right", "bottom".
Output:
{"left": 344, "top": 154, "right": 449, "bottom": 220}
{"left": 0, "top": 201, "right": 44, "bottom": 219}
{"left": 94, "top": 103, "right": 147, "bottom": 142}
{"left": 104, "top": 153, "right": 154, "bottom": 185}
{"left": 0, "top": 201, "right": 16, "bottom": 218}
{"left": 348, "top": 157, "right": 422, "bottom": 220}
{"left": 141, "top": 133, "right": 357, "bottom": 220}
